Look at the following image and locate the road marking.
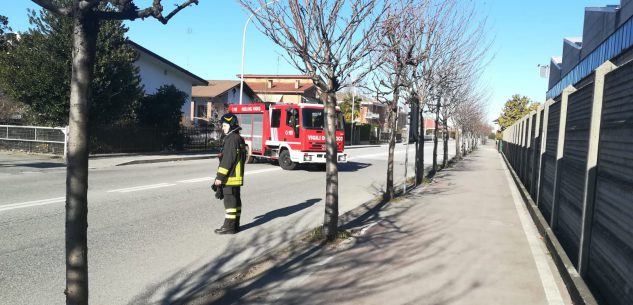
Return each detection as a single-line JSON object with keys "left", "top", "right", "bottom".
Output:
{"left": 107, "top": 183, "right": 176, "bottom": 193}
{"left": 177, "top": 168, "right": 282, "bottom": 184}
{"left": 500, "top": 157, "right": 565, "bottom": 305}
{"left": 0, "top": 197, "right": 65, "bottom": 212}
{"left": 177, "top": 177, "right": 213, "bottom": 183}
{"left": 1, "top": 167, "right": 284, "bottom": 212}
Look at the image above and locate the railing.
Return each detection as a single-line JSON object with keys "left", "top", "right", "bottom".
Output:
{"left": 0, "top": 125, "right": 67, "bottom": 156}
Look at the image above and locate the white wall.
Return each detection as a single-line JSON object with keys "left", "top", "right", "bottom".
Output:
{"left": 135, "top": 53, "right": 199, "bottom": 121}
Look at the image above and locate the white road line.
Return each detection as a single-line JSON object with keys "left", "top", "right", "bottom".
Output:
{"left": 0, "top": 197, "right": 65, "bottom": 212}
{"left": 107, "top": 183, "right": 176, "bottom": 193}
{"left": 176, "top": 168, "right": 282, "bottom": 184}
{"left": 500, "top": 157, "right": 565, "bottom": 305}
{"left": 1, "top": 167, "right": 284, "bottom": 213}
{"left": 177, "top": 177, "right": 213, "bottom": 183}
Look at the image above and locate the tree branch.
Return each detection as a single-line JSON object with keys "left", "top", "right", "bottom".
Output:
{"left": 31, "top": 0, "right": 73, "bottom": 16}
{"left": 98, "top": 0, "right": 199, "bottom": 23}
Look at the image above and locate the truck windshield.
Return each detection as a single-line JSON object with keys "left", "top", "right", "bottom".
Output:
{"left": 302, "top": 108, "right": 344, "bottom": 131}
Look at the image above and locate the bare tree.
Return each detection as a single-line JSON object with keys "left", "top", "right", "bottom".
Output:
{"left": 239, "top": 0, "right": 387, "bottom": 240}
{"left": 29, "top": 1, "right": 199, "bottom": 304}
{"left": 369, "top": 0, "right": 424, "bottom": 200}
{"left": 403, "top": 0, "right": 457, "bottom": 184}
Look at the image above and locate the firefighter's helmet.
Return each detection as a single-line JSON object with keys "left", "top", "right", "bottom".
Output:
{"left": 220, "top": 113, "right": 240, "bottom": 130}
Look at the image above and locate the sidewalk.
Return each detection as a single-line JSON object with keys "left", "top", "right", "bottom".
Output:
{"left": 207, "top": 144, "right": 574, "bottom": 305}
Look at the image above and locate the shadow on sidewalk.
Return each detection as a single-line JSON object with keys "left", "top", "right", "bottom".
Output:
{"left": 127, "top": 154, "right": 486, "bottom": 305}
{"left": 240, "top": 198, "right": 321, "bottom": 232}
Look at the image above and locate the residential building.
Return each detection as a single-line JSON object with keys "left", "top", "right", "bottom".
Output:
{"left": 128, "top": 40, "right": 207, "bottom": 123}
{"left": 240, "top": 74, "right": 318, "bottom": 104}
{"left": 191, "top": 80, "right": 257, "bottom": 126}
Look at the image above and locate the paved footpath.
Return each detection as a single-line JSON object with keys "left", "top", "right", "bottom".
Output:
{"left": 228, "top": 144, "right": 573, "bottom": 305}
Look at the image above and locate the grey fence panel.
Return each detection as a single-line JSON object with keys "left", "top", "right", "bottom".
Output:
{"left": 539, "top": 102, "right": 561, "bottom": 221}
{"left": 522, "top": 120, "right": 530, "bottom": 184}
{"left": 556, "top": 85, "right": 594, "bottom": 267}
{"left": 531, "top": 109, "right": 545, "bottom": 200}
{"left": 587, "top": 63, "right": 633, "bottom": 305}
{"left": 526, "top": 114, "right": 536, "bottom": 192}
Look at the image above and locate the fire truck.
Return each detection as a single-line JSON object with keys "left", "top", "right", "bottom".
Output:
{"left": 229, "top": 103, "right": 347, "bottom": 170}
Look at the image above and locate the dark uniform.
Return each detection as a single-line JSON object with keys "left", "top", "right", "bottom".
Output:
{"left": 214, "top": 114, "right": 247, "bottom": 234}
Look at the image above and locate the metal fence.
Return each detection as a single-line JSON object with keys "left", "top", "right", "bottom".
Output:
{"left": 90, "top": 126, "right": 222, "bottom": 154}
{"left": 0, "top": 125, "right": 223, "bottom": 155}
{"left": 0, "top": 125, "right": 67, "bottom": 155}
{"left": 501, "top": 59, "right": 632, "bottom": 305}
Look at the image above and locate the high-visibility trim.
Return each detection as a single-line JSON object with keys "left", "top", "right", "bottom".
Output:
{"left": 217, "top": 167, "right": 229, "bottom": 175}
{"left": 226, "top": 177, "right": 243, "bottom": 185}
{"left": 226, "top": 208, "right": 238, "bottom": 213}
{"left": 225, "top": 214, "right": 237, "bottom": 219}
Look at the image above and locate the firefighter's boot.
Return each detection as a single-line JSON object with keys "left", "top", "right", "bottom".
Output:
{"left": 214, "top": 219, "right": 236, "bottom": 235}
{"left": 234, "top": 216, "right": 241, "bottom": 232}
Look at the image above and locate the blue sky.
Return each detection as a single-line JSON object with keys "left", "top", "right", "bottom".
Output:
{"left": 2, "top": 0, "right": 619, "bottom": 122}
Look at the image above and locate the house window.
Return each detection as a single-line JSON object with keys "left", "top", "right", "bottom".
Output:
{"left": 197, "top": 104, "right": 207, "bottom": 117}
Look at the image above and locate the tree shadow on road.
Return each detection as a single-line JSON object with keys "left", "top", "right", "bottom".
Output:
{"left": 240, "top": 198, "right": 321, "bottom": 232}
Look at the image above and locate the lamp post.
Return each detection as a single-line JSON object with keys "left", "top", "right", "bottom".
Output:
{"left": 240, "top": 0, "right": 280, "bottom": 105}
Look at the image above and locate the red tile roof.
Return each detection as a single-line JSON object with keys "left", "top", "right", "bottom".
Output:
{"left": 246, "top": 82, "right": 315, "bottom": 94}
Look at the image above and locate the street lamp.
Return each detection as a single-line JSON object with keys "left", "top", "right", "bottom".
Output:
{"left": 239, "top": 0, "right": 280, "bottom": 105}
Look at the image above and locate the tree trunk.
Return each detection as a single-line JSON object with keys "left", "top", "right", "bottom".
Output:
{"left": 455, "top": 128, "right": 462, "bottom": 159}
{"left": 322, "top": 90, "right": 339, "bottom": 241}
{"left": 432, "top": 98, "right": 439, "bottom": 173}
{"left": 65, "top": 12, "right": 98, "bottom": 305}
{"left": 443, "top": 121, "right": 448, "bottom": 168}
{"left": 385, "top": 89, "right": 399, "bottom": 200}
{"left": 414, "top": 95, "right": 424, "bottom": 185}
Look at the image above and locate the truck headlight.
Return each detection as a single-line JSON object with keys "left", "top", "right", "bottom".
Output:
{"left": 304, "top": 154, "right": 312, "bottom": 161}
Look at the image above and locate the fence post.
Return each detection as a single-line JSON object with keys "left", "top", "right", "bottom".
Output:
{"left": 578, "top": 61, "right": 617, "bottom": 277}
{"left": 536, "top": 99, "right": 554, "bottom": 207}
{"left": 531, "top": 108, "right": 542, "bottom": 198}
{"left": 551, "top": 85, "right": 577, "bottom": 229}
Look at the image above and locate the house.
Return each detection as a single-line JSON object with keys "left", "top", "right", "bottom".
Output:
{"left": 127, "top": 40, "right": 208, "bottom": 124}
{"left": 191, "top": 80, "right": 257, "bottom": 126}
{"left": 240, "top": 74, "right": 318, "bottom": 104}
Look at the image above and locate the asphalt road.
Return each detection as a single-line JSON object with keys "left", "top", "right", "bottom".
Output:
{"left": 0, "top": 141, "right": 455, "bottom": 305}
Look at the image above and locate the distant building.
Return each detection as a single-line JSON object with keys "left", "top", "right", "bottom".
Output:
{"left": 191, "top": 80, "right": 256, "bottom": 126}
{"left": 239, "top": 74, "right": 318, "bottom": 104}
{"left": 128, "top": 40, "right": 208, "bottom": 123}
{"left": 547, "top": 1, "right": 633, "bottom": 99}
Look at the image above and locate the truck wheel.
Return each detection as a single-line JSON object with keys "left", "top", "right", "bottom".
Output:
{"left": 245, "top": 145, "right": 254, "bottom": 164}
{"left": 279, "top": 150, "right": 297, "bottom": 170}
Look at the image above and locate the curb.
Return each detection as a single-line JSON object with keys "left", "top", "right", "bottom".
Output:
{"left": 500, "top": 153, "right": 598, "bottom": 305}
{"left": 115, "top": 155, "right": 218, "bottom": 166}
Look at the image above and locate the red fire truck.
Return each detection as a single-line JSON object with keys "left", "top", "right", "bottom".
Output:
{"left": 229, "top": 103, "right": 347, "bottom": 170}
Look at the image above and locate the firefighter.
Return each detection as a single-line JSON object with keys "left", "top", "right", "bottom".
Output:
{"left": 213, "top": 113, "right": 247, "bottom": 234}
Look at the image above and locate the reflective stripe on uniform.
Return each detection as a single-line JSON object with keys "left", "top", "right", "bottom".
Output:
{"left": 225, "top": 214, "right": 237, "bottom": 219}
{"left": 226, "top": 177, "right": 243, "bottom": 185}
{"left": 218, "top": 167, "right": 229, "bottom": 175}
{"left": 226, "top": 208, "right": 238, "bottom": 213}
